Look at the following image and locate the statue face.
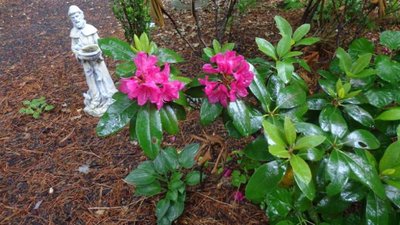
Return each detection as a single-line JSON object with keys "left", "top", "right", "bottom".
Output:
{"left": 70, "top": 12, "right": 85, "bottom": 29}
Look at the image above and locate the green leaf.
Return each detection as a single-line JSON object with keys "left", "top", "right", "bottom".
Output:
{"left": 349, "top": 38, "right": 375, "bottom": 56}
{"left": 294, "top": 37, "right": 320, "bottom": 46}
{"left": 294, "top": 173, "right": 316, "bottom": 200}
{"left": 256, "top": 37, "right": 277, "bottom": 61}
{"left": 222, "top": 42, "right": 235, "bottom": 52}
{"left": 269, "top": 145, "right": 290, "bottom": 158}
{"left": 295, "top": 122, "right": 325, "bottom": 136}
{"left": 340, "top": 181, "right": 368, "bottom": 202}
{"left": 274, "top": 16, "right": 292, "bottom": 37}
{"left": 185, "top": 171, "right": 201, "bottom": 186}
{"left": 276, "top": 84, "right": 306, "bottom": 109}
{"left": 32, "top": 112, "right": 40, "bottom": 119}
{"left": 136, "top": 104, "right": 162, "bottom": 159}
{"left": 154, "top": 148, "right": 179, "bottom": 174}
{"left": 290, "top": 155, "right": 312, "bottom": 184}
{"left": 96, "top": 93, "right": 139, "bottom": 137}
{"left": 200, "top": 99, "right": 223, "bottom": 125}
{"left": 343, "top": 130, "right": 380, "bottom": 150}
{"left": 385, "top": 185, "right": 400, "bottom": 208}
{"left": 203, "top": 47, "right": 214, "bottom": 58}
{"left": 243, "top": 135, "right": 273, "bottom": 161}
{"left": 44, "top": 105, "right": 54, "bottom": 111}
{"left": 124, "top": 161, "right": 156, "bottom": 185}
{"left": 135, "top": 181, "right": 162, "bottom": 197}
{"left": 276, "top": 61, "right": 294, "bottom": 84}
{"left": 165, "top": 193, "right": 185, "bottom": 222}
{"left": 245, "top": 161, "right": 286, "bottom": 203}
{"left": 319, "top": 106, "right": 348, "bottom": 138}
{"left": 160, "top": 105, "right": 179, "bottom": 135}
{"left": 379, "top": 141, "right": 400, "bottom": 174}
{"left": 307, "top": 97, "right": 328, "bottom": 110}
{"left": 351, "top": 53, "right": 372, "bottom": 75}
{"left": 376, "top": 107, "right": 400, "bottom": 121}
{"left": 366, "top": 193, "right": 390, "bottom": 225}
{"left": 336, "top": 47, "right": 352, "bottom": 73}
{"left": 227, "top": 100, "right": 251, "bottom": 136}
{"left": 98, "top": 37, "right": 135, "bottom": 61}
{"left": 375, "top": 55, "right": 400, "bottom": 83}
{"left": 365, "top": 88, "right": 393, "bottom": 108}
{"left": 293, "top": 24, "right": 310, "bottom": 42}
{"left": 338, "top": 151, "right": 386, "bottom": 199}
{"left": 282, "top": 51, "right": 303, "bottom": 59}
{"left": 265, "top": 187, "right": 292, "bottom": 218}
{"left": 380, "top": 30, "right": 400, "bottom": 51}
{"left": 277, "top": 36, "right": 292, "bottom": 58}
{"left": 178, "top": 143, "right": 200, "bottom": 169}
{"left": 156, "top": 198, "right": 170, "bottom": 221}
{"left": 157, "top": 48, "right": 184, "bottom": 63}
{"left": 284, "top": 117, "right": 297, "bottom": 145}
{"left": 249, "top": 64, "right": 271, "bottom": 112}
{"left": 116, "top": 61, "right": 135, "bottom": 78}
{"left": 263, "top": 120, "right": 286, "bottom": 146}
{"left": 212, "top": 39, "right": 222, "bottom": 53}
{"left": 343, "top": 104, "right": 374, "bottom": 127}
{"left": 326, "top": 150, "right": 350, "bottom": 196}
{"left": 294, "top": 135, "right": 326, "bottom": 150}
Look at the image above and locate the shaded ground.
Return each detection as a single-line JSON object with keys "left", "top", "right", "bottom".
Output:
{"left": 0, "top": 0, "right": 276, "bottom": 224}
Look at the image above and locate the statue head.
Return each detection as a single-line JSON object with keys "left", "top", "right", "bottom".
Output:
{"left": 68, "top": 5, "right": 85, "bottom": 29}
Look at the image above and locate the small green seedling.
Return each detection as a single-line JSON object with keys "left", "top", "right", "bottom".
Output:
{"left": 19, "top": 96, "right": 54, "bottom": 119}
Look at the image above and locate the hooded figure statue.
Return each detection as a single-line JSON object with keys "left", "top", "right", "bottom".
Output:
{"left": 68, "top": 5, "right": 117, "bottom": 117}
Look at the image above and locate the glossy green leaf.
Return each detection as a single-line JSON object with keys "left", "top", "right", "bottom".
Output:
{"left": 365, "top": 88, "right": 393, "bottom": 108}
{"left": 294, "top": 37, "right": 320, "bottom": 46}
{"left": 295, "top": 122, "right": 325, "bottom": 136}
{"left": 379, "top": 141, "right": 400, "bottom": 174}
{"left": 263, "top": 120, "right": 286, "bottom": 146}
{"left": 336, "top": 47, "right": 352, "bottom": 73}
{"left": 349, "top": 38, "right": 375, "bottom": 56}
{"left": 157, "top": 48, "right": 184, "bottom": 63}
{"left": 212, "top": 39, "right": 221, "bottom": 53}
{"left": 154, "top": 148, "right": 179, "bottom": 174}
{"left": 249, "top": 64, "right": 271, "bottom": 112}
{"left": 284, "top": 117, "right": 297, "bottom": 145}
{"left": 274, "top": 16, "right": 293, "bottom": 36}
{"left": 376, "top": 107, "right": 400, "bottom": 121}
{"left": 298, "top": 148, "right": 324, "bottom": 161}
{"left": 165, "top": 193, "right": 185, "bottom": 222}
{"left": 227, "top": 100, "right": 251, "bottom": 136}
{"left": 276, "top": 61, "right": 294, "bottom": 84}
{"left": 376, "top": 55, "right": 400, "bottom": 83}
{"left": 385, "top": 185, "right": 400, "bottom": 208}
{"left": 276, "top": 84, "right": 306, "bottom": 109}
{"left": 160, "top": 105, "right": 179, "bottom": 135}
{"left": 96, "top": 93, "right": 139, "bottom": 137}
{"left": 124, "top": 161, "right": 156, "bottom": 185}
{"left": 340, "top": 181, "right": 368, "bottom": 202}
{"left": 293, "top": 24, "right": 310, "bottom": 42}
{"left": 156, "top": 198, "right": 170, "bottom": 221}
{"left": 366, "top": 193, "right": 390, "bottom": 225}
{"left": 338, "top": 151, "right": 386, "bottom": 199}
{"left": 243, "top": 135, "right": 272, "bottom": 161}
{"left": 98, "top": 37, "right": 135, "bottom": 61}
{"left": 134, "top": 181, "right": 162, "bottom": 197}
{"left": 136, "top": 104, "right": 162, "bottom": 159}
{"left": 290, "top": 155, "right": 312, "bottom": 185}
{"left": 282, "top": 51, "right": 303, "bottom": 59}
{"left": 116, "top": 61, "right": 135, "bottom": 78}
{"left": 178, "top": 143, "right": 200, "bottom": 169}
{"left": 326, "top": 150, "right": 350, "bottom": 196}
{"left": 200, "top": 99, "right": 223, "bottom": 125}
{"left": 343, "top": 130, "right": 380, "bottom": 150}
{"left": 343, "top": 104, "right": 374, "bottom": 127}
{"left": 351, "top": 53, "right": 372, "bottom": 75}
{"left": 245, "top": 161, "right": 286, "bottom": 203}
{"left": 307, "top": 97, "right": 328, "bottom": 110}
{"left": 185, "top": 171, "right": 201, "bottom": 186}
{"left": 380, "top": 30, "right": 400, "bottom": 51}
{"left": 265, "top": 187, "right": 292, "bottom": 218}
{"left": 256, "top": 37, "right": 277, "bottom": 60}
{"left": 319, "top": 106, "right": 348, "bottom": 138}
{"left": 269, "top": 145, "right": 290, "bottom": 158}
{"left": 294, "top": 135, "right": 326, "bottom": 150}
{"left": 294, "top": 172, "right": 316, "bottom": 200}
{"left": 277, "top": 36, "right": 292, "bottom": 58}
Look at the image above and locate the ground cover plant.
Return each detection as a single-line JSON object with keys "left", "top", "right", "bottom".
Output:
{"left": 96, "top": 11, "right": 400, "bottom": 224}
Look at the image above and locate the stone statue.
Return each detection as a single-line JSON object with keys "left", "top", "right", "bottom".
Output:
{"left": 68, "top": 5, "right": 117, "bottom": 117}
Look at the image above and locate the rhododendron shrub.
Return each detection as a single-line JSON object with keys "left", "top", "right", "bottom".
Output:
{"left": 96, "top": 33, "right": 188, "bottom": 159}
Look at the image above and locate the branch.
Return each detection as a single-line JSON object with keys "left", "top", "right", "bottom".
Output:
{"left": 191, "top": 0, "right": 207, "bottom": 47}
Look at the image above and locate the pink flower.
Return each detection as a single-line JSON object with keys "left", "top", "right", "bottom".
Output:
{"left": 199, "top": 51, "right": 253, "bottom": 107}
{"left": 233, "top": 191, "right": 245, "bottom": 202}
{"left": 119, "top": 52, "right": 185, "bottom": 109}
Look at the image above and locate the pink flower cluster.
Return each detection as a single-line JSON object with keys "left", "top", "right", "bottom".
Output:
{"left": 119, "top": 52, "right": 185, "bottom": 109}
{"left": 199, "top": 51, "right": 254, "bottom": 107}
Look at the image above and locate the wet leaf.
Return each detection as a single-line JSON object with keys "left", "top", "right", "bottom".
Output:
{"left": 343, "top": 130, "right": 380, "bottom": 150}
{"left": 227, "top": 100, "right": 252, "bottom": 136}
{"left": 366, "top": 193, "right": 390, "bottom": 225}
{"left": 319, "top": 106, "right": 348, "bottom": 138}
{"left": 136, "top": 104, "right": 162, "bottom": 159}
{"left": 200, "top": 99, "right": 222, "bottom": 125}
